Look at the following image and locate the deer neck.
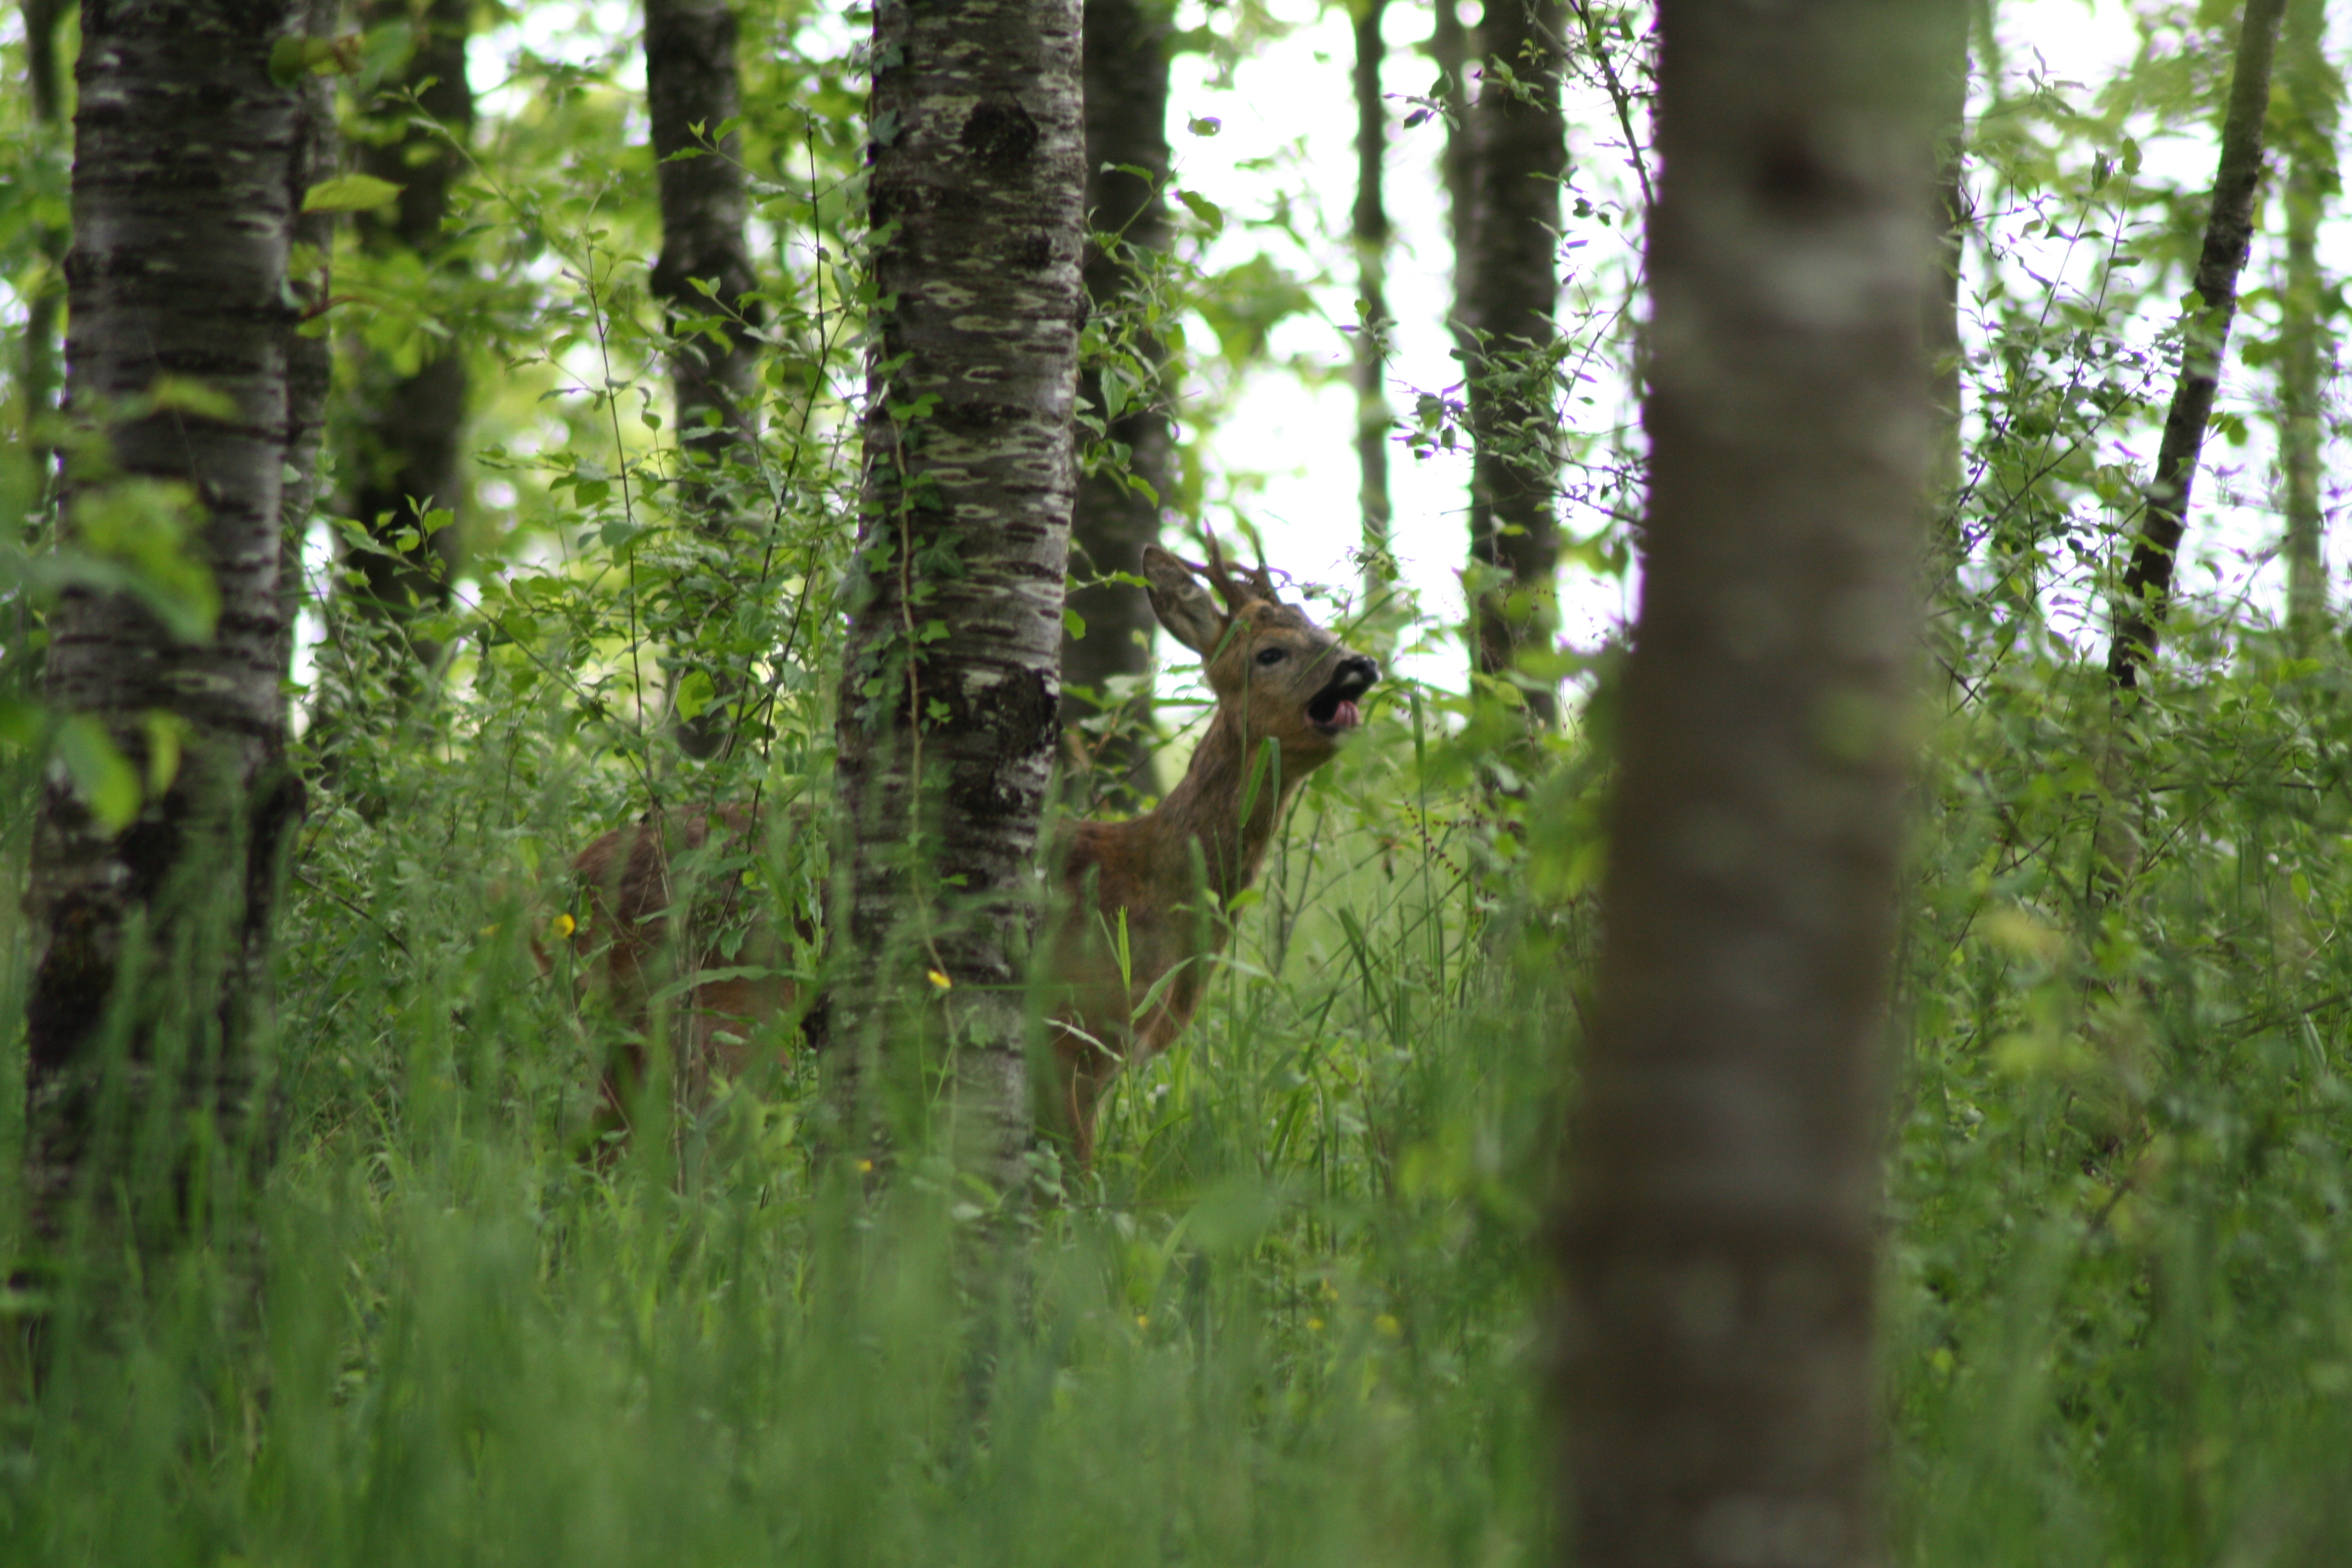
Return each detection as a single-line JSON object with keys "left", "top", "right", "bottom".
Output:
{"left": 1151, "top": 707, "right": 1301, "bottom": 907}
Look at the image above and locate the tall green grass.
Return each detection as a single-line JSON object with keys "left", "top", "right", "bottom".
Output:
{"left": 9, "top": 647, "right": 2352, "bottom": 1566}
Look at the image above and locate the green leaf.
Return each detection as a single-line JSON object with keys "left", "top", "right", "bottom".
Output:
{"left": 139, "top": 711, "right": 184, "bottom": 796}
{"left": 676, "top": 671, "right": 716, "bottom": 722}
{"left": 270, "top": 33, "right": 364, "bottom": 85}
{"left": 0, "top": 698, "right": 42, "bottom": 748}
{"left": 302, "top": 174, "right": 405, "bottom": 214}
{"left": 147, "top": 377, "right": 240, "bottom": 421}
{"left": 1186, "top": 115, "right": 1223, "bottom": 137}
{"left": 1177, "top": 189, "right": 1224, "bottom": 235}
{"left": 268, "top": 36, "right": 310, "bottom": 84}
{"left": 67, "top": 479, "right": 220, "bottom": 641}
{"left": 1062, "top": 607, "right": 1086, "bottom": 640}
{"left": 56, "top": 716, "right": 141, "bottom": 834}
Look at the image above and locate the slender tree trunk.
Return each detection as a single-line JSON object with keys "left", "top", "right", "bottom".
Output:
{"left": 26, "top": 0, "right": 317, "bottom": 1273}
{"left": 1927, "top": 23, "right": 1971, "bottom": 524}
{"left": 279, "top": 0, "right": 340, "bottom": 685}
{"left": 18, "top": 0, "right": 70, "bottom": 495}
{"left": 647, "top": 0, "right": 766, "bottom": 757}
{"left": 1062, "top": 0, "right": 1172, "bottom": 803}
{"left": 1354, "top": 0, "right": 1394, "bottom": 595}
{"left": 1553, "top": 1, "right": 1950, "bottom": 1563}
{"left": 829, "top": 0, "right": 1084, "bottom": 1198}
{"left": 2108, "top": 0, "right": 2290, "bottom": 690}
{"left": 345, "top": 0, "right": 473, "bottom": 644}
{"left": 1427, "top": 0, "right": 1472, "bottom": 266}
{"left": 2278, "top": 0, "right": 2336, "bottom": 650}
{"left": 1460, "top": 0, "right": 1566, "bottom": 727}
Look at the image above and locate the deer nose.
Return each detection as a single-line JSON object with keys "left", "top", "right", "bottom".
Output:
{"left": 1331, "top": 654, "right": 1380, "bottom": 696}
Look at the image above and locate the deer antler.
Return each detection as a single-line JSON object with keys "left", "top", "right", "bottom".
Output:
{"left": 1194, "top": 525, "right": 1281, "bottom": 611}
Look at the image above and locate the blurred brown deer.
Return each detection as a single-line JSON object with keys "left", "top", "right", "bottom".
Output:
{"left": 561, "top": 532, "right": 1379, "bottom": 1162}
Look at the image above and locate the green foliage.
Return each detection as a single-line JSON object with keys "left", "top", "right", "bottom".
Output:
{"left": 7, "top": 0, "right": 2352, "bottom": 1563}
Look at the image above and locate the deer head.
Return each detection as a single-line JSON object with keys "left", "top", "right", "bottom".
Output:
{"left": 1139, "top": 532, "right": 1379, "bottom": 767}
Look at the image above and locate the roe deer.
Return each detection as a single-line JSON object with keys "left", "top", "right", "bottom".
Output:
{"left": 564, "top": 798, "right": 823, "bottom": 1128}
{"left": 560, "top": 531, "right": 1379, "bottom": 1163}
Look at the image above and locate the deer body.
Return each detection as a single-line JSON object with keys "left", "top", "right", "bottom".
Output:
{"left": 567, "top": 538, "right": 1377, "bottom": 1162}
{"left": 569, "top": 802, "right": 800, "bottom": 1114}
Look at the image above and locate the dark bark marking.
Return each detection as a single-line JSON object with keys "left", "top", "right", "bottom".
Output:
{"left": 960, "top": 99, "right": 1042, "bottom": 172}
{"left": 1009, "top": 230, "right": 1056, "bottom": 270}
{"left": 1754, "top": 129, "right": 1856, "bottom": 214}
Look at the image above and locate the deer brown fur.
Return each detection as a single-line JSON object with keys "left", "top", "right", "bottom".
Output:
{"left": 567, "top": 801, "right": 800, "bottom": 1122}
{"left": 560, "top": 532, "right": 1379, "bottom": 1163}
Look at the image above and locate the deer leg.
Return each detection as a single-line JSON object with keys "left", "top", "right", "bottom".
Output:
{"left": 1048, "top": 1028, "right": 1122, "bottom": 1170}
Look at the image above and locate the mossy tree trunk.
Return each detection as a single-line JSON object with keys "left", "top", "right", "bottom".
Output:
{"left": 1460, "top": 0, "right": 1565, "bottom": 727}
{"left": 647, "top": 0, "right": 766, "bottom": 757}
{"left": 1062, "top": 0, "right": 1172, "bottom": 803}
{"left": 26, "top": 0, "right": 327, "bottom": 1278}
{"left": 1553, "top": 1, "right": 1952, "bottom": 1563}
{"left": 828, "top": 0, "right": 1084, "bottom": 1200}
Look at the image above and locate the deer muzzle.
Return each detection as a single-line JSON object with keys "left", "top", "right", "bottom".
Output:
{"left": 1307, "top": 654, "right": 1380, "bottom": 735}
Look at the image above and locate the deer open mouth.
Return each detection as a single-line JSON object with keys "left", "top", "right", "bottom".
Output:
{"left": 1305, "top": 657, "right": 1380, "bottom": 736}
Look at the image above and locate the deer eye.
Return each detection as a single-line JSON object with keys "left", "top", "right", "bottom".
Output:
{"left": 1255, "top": 646, "right": 1288, "bottom": 667}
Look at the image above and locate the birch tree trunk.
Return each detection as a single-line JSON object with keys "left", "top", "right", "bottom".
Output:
{"left": 345, "top": 0, "right": 473, "bottom": 643}
{"left": 26, "top": 0, "right": 319, "bottom": 1269}
{"left": 1460, "top": 0, "right": 1565, "bottom": 728}
{"left": 2276, "top": 0, "right": 2336, "bottom": 650}
{"left": 1353, "top": 0, "right": 1394, "bottom": 595}
{"left": 1553, "top": 1, "right": 1950, "bottom": 1563}
{"left": 829, "top": 0, "right": 1084, "bottom": 1198}
{"left": 1062, "top": 0, "right": 1172, "bottom": 803}
{"left": 646, "top": 0, "right": 765, "bottom": 757}
{"left": 2107, "top": 0, "right": 2288, "bottom": 690}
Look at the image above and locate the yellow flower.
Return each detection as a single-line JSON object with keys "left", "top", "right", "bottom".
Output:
{"left": 927, "top": 969, "right": 953, "bottom": 990}
{"left": 549, "top": 912, "right": 576, "bottom": 939}
{"left": 1135, "top": 1314, "right": 1149, "bottom": 1329}
{"left": 1307, "top": 1317, "right": 1325, "bottom": 1332}
{"left": 856, "top": 1158, "right": 875, "bottom": 1174}
{"left": 1374, "top": 1313, "right": 1402, "bottom": 1339}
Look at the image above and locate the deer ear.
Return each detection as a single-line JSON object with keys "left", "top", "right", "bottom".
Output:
{"left": 1142, "top": 544, "right": 1228, "bottom": 656}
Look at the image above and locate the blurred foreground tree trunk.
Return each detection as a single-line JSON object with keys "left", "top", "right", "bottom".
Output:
{"left": 1353, "top": 0, "right": 1393, "bottom": 595}
{"left": 1061, "top": 0, "right": 1171, "bottom": 803}
{"left": 1553, "top": 0, "right": 1950, "bottom": 1563}
{"left": 1459, "top": 0, "right": 1564, "bottom": 728}
{"left": 2276, "top": 0, "right": 2338, "bottom": 651}
{"left": 344, "top": 0, "right": 473, "bottom": 656}
{"left": 646, "top": 0, "right": 765, "bottom": 757}
{"left": 2106, "top": 0, "right": 2288, "bottom": 690}
{"left": 828, "top": 0, "right": 1084, "bottom": 1198}
{"left": 25, "top": 0, "right": 328, "bottom": 1287}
